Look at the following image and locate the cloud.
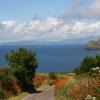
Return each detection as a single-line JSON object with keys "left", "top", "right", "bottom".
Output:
{"left": 85, "top": 0, "right": 100, "bottom": 18}
{"left": 65, "top": 0, "right": 100, "bottom": 19}
{"left": 0, "top": 17, "right": 100, "bottom": 43}
{"left": 2, "top": 20, "right": 15, "bottom": 27}
{"left": 0, "top": 1, "right": 100, "bottom": 44}
{"left": 14, "top": 17, "right": 63, "bottom": 33}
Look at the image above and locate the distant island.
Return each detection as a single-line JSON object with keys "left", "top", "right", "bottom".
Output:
{"left": 85, "top": 39, "right": 100, "bottom": 50}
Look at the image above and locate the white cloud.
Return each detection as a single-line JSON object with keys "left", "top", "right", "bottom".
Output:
{"left": 0, "top": 1, "right": 100, "bottom": 44}
{"left": 65, "top": 0, "right": 100, "bottom": 19}
{"left": 14, "top": 17, "right": 63, "bottom": 33}
{"left": 86, "top": 0, "right": 100, "bottom": 18}
{"left": 2, "top": 20, "right": 15, "bottom": 27}
{"left": 0, "top": 17, "right": 100, "bottom": 43}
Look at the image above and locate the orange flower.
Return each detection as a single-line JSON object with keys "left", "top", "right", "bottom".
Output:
{"left": 0, "top": 82, "right": 3, "bottom": 88}
{"left": 4, "top": 91, "right": 12, "bottom": 98}
{"left": 55, "top": 79, "right": 68, "bottom": 88}
{"left": 12, "top": 82, "right": 21, "bottom": 92}
{"left": 96, "top": 93, "right": 100, "bottom": 97}
{"left": 75, "top": 96, "right": 79, "bottom": 100}
{"left": 71, "top": 86, "right": 79, "bottom": 94}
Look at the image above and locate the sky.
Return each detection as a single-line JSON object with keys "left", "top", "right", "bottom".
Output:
{"left": 0, "top": 0, "right": 100, "bottom": 44}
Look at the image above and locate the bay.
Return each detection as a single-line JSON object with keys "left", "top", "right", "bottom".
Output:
{"left": 0, "top": 44, "right": 100, "bottom": 72}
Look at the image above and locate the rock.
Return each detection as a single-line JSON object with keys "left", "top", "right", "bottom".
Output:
{"left": 85, "top": 39, "right": 100, "bottom": 50}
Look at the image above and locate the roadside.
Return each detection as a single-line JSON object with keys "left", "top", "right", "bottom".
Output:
{"left": 22, "top": 85, "right": 55, "bottom": 100}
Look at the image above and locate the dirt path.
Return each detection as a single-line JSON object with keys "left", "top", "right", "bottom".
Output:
{"left": 22, "top": 85, "right": 55, "bottom": 100}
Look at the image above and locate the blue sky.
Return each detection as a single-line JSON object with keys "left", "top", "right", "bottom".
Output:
{"left": 0, "top": 0, "right": 70, "bottom": 22}
{"left": 0, "top": 0, "right": 94, "bottom": 22}
{"left": 0, "top": 0, "right": 100, "bottom": 43}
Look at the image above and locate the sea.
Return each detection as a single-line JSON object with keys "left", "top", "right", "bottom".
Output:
{"left": 0, "top": 44, "right": 100, "bottom": 72}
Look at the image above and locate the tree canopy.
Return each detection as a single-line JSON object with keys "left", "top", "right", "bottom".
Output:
{"left": 74, "top": 54, "right": 100, "bottom": 74}
{"left": 6, "top": 48, "right": 38, "bottom": 92}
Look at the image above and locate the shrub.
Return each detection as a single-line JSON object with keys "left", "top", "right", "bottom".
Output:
{"left": 6, "top": 48, "right": 38, "bottom": 92}
{"left": 33, "top": 75, "right": 47, "bottom": 88}
{"left": 4, "top": 91, "right": 12, "bottom": 98}
{"left": 49, "top": 72, "right": 57, "bottom": 80}
{"left": 0, "top": 73, "right": 21, "bottom": 99}
{"left": 48, "top": 72, "right": 58, "bottom": 85}
{"left": 74, "top": 54, "right": 100, "bottom": 74}
{"left": 0, "top": 89, "right": 5, "bottom": 99}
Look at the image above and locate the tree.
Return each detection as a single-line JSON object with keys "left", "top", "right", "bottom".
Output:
{"left": 74, "top": 56, "right": 97, "bottom": 74}
{"left": 95, "top": 54, "right": 100, "bottom": 66}
{"left": 6, "top": 48, "right": 38, "bottom": 92}
{"left": 79, "top": 57, "right": 96, "bottom": 73}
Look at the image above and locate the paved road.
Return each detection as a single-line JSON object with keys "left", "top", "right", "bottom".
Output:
{"left": 22, "top": 86, "right": 55, "bottom": 100}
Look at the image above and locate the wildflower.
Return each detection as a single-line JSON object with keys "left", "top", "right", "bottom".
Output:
{"left": 85, "top": 95, "right": 96, "bottom": 100}
{"left": 92, "top": 67, "right": 100, "bottom": 71}
{"left": 12, "top": 82, "right": 21, "bottom": 93}
{"left": 71, "top": 86, "right": 79, "bottom": 94}
{"left": 75, "top": 96, "right": 79, "bottom": 100}
{"left": 4, "top": 91, "right": 12, "bottom": 98}
{"left": 0, "top": 82, "right": 3, "bottom": 88}
{"left": 92, "top": 97, "right": 96, "bottom": 100}
{"left": 85, "top": 95, "right": 92, "bottom": 100}
{"left": 55, "top": 79, "right": 67, "bottom": 88}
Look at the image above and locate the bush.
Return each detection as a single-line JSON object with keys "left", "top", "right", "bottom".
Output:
{"left": 6, "top": 48, "right": 38, "bottom": 92}
{"left": 49, "top": 72, "right": 57, "bottom": 80}
{"left": 48, "top": 72, "right": 58, "bottom": 85}
{"left": 74, "top": 54, "right": 100, "bottom": 74}
{"left": 0, "top": 89, "right": 5, "bottom": 99}
{"left": 0, "top": 47, "right": 38, "bottom": 99}
{"left": 0, "top": 73, "right": 21, "bottom": 99}
{"left": 33, "top": 75, "right": 47, "bottom": 88}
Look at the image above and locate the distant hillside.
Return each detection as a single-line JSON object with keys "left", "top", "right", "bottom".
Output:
{"left": 85, "top": 39, "right": 100, "bottom": 50}
{"left": 0, "top": 40, "right": 80, "bottom": 45}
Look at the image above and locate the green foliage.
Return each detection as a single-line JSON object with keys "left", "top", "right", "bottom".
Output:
{"left": 0, "top": 89, "right": 5, "bottom": 99}
{"left": 6, "top": 48, "right": 38, "bottom": 92}
{"left": 55, "top": 81, "right": 75, "bottom": 100}
{"left": 95, "top": 55, "right": 100, "bottom": 66}
{"left": 49, "top": 72, "right": 57, "bottom": 80}
{"left": 79, "top": 57, "right": 96, "bottom": 73}
{"left": 74, "top": 54, "right": 100, "bottom": 74}
{"left": 0, "top": 67, "right": 11, "bottom": 76}
{"left": 0, "top": 68, "right": 13, "bottom": 92}
{"left": 96, "top": 87, "right": 100, "bottom": 93}
{"left": 0, "top": 72, "right": 21, "bottom": 99}
{"left": 48, "top": 72, "right": 58, "bottom": 85}
{"left": 55, "top": 84, "right": 67, "bottom": 100}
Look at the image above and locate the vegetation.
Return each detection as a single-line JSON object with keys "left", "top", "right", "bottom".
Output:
{"left": 55, "top": 55, "right": 100, "bottom": 100}
{"left": 0, "top": 68, "right": 21, "bottom": 99}
{"left": 55, "top": 69, "right": 100, "bottom": 100}
{"left": 0, "top": 48, "right": 38, "bottom": 99}
{"left": 6, "top": 48, "right": 38, "bottom": 92}
{"left": 74, "top": 54, "right": 100, "bottom": 74}
{"left": 8, "top": 92, "right": 29, "bottom": 100}
{"left": 0, "top": 48, "right": 100, "bottom": 100}
{"left": 33, "top": 74, "right": 48, "bottom": 88}
{"left": 49, "top": 72, "right": 57, "bottom": 80}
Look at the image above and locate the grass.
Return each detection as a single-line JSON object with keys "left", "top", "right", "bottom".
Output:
{"left": 55, "top": 75, "right": 76, "bottom": 100}
{"left": 8, "top": 73, "right": 50, "bottom": 100}
{"left": 55, "top": 73, "right": 100, "bottom": 100}
{"left": 6, "top": 72, "right": 93, "bottom": 100}
{"left": 8, "top": 92, "right": 29, "bottom": 100}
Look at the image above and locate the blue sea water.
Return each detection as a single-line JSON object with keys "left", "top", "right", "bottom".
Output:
{"left": 0, "top": 44, "right": 100, "bottom": 72}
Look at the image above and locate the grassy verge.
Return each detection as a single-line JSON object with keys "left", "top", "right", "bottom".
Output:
{"left": 8, "top": 92, "right": 29, "bottom": 100}
{"left": 55, "top": 73, "right": 99, "bottom": 100}
{"left": 5, "top": 72, "right": 76, "bottom": 100}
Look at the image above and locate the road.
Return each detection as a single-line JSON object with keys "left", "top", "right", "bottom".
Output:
{"left": 22, "top": 85, "right": 55, "bottom": 100}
